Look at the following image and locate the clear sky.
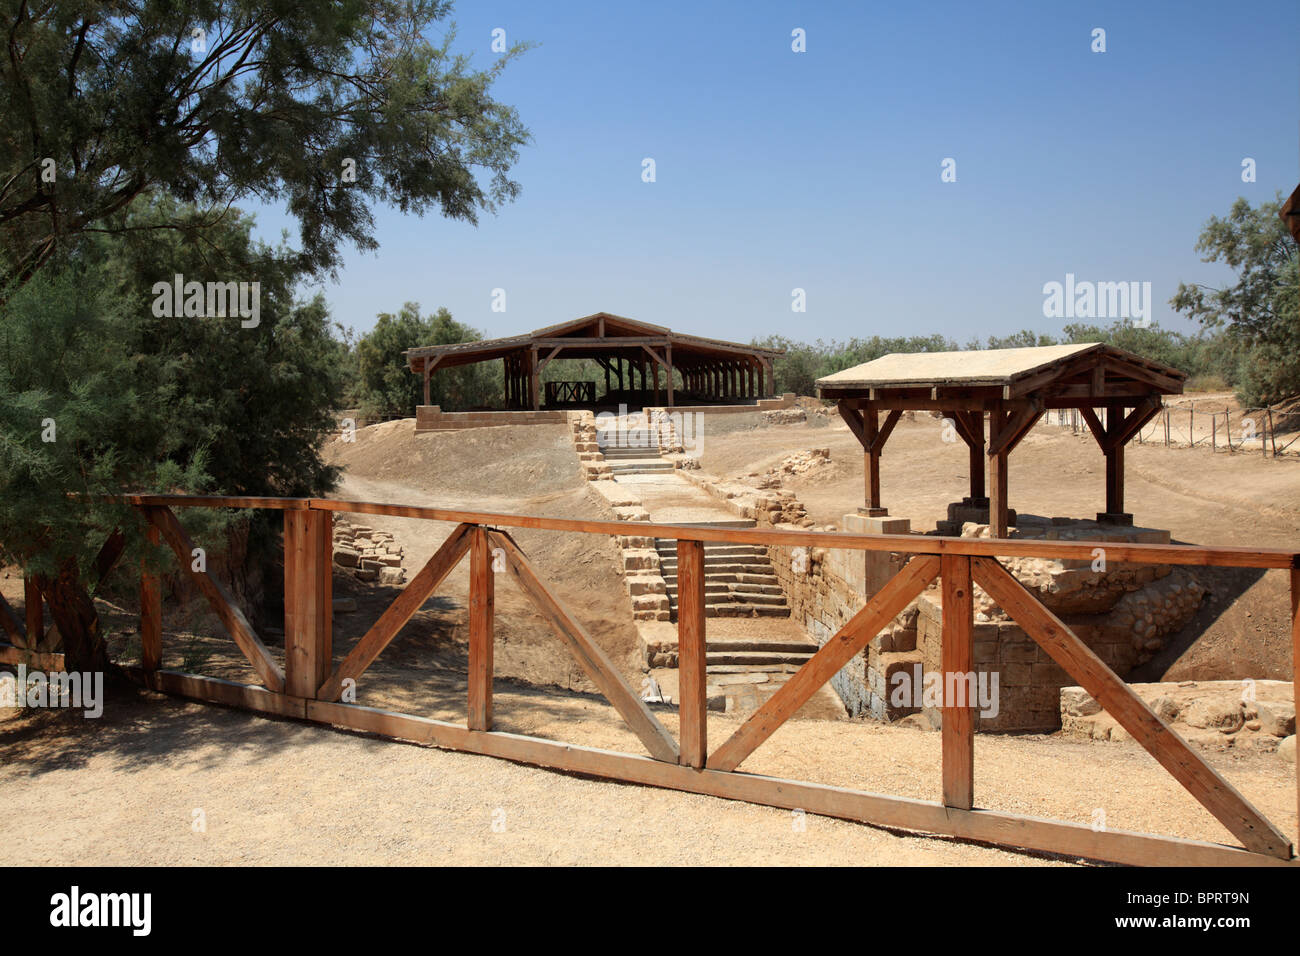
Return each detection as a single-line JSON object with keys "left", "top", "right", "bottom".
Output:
{"left": 249, "top": 0, "right": 1300, "bottom": 344}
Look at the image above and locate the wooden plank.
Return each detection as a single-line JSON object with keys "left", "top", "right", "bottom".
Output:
{"left": 987, "top": 400, "right": 1041, "bottom": 457}
{"left": 140, "top": 523, "right": 162, "bottom": 671}
{"left": 709, "top": 556, "right": 941, "bottom": 771}
{"left": 283, "top": 509, "right": 333, "bottom": 698}
{"left": 941, "top": 554, "right": 974, "bottom": 810}
{"left": 90, "top": 529, "right": 126, "bottom": 592}
{"left": 144, "top": 505, "right": 285, "bottom": 692}
{"left": 1078, "top": 406, "right": 1107, "bottom": 447}
{"left": 132, "top": 668, "right": 305, "bottom": 718}
{"left": 468, "top": 526, "right": 495, "bottom": 731}
{"left": 317, "top": 523, "right": 472, "bottom": 701}
{"left": 124, "top": 496, "right": 1300, "bottom": 570}
{"left": 836, "top": 401, "right": 866, "bottom": 445}
{"left": 972, "top": 556, "right": 1293, "bottom": 859}
{"left": 488, "top": 530, "right": 680, "bottom": 764}
{"left": 677, "top": 539, "right": 707, "bottom": 768}
{"left": 297, "top": 699, "right": 1293, "bottom": 868}
{"left": 989, "top": 407, "right": 1009, "bottom": 538}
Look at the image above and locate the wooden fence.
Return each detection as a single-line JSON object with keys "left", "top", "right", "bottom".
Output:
{"left": 3, "top": 493, "right": 1298, "bottom": 867}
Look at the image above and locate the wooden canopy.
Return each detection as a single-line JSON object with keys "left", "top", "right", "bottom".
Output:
{"left": 404, "top": 312, "right": 783, "bottom": 410}
{"left": 816, "top": 343, "right": 1186, "bottom": 536}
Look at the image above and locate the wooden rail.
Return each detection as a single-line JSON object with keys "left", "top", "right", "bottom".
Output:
{"left": 60, "top": 494, "right": 1300, "bottom": 866}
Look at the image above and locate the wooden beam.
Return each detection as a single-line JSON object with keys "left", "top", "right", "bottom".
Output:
{"left": 468, "top": 526, "right": 495, "bottom": 731}
{"left": 1293, "top": 568, "right": 1300, "bottom": 834}
{"left": 1079, "top": 406, "right": 1107, "bottom": 447}
{"left": 972, "top": 556, "right": 1292, "bottom": 859}
{"left": 677, "top": 539, "right": 707, "bottom": 768}
{"left": 837, "top": 401, "right": 867, "bottom": 445}
{"left": 144, "top": 505, "right": 285, "bottom": 692}
{"left": 141, "top": 523, "right": 162, "bottom": 671}
{"left": 871, "top": 409, "right": 903, "bottom": 453}
{"left": 488, "top": 530, "right": 680, "bottom": 764}
{"left": 708, "top": 556, "right": 941, "bottom": 771}
{"left": 91, "top": 529, "right": 126, "bottom": 592}
{"left": 284, "top": 509, "right": 333, "bottom": 699}
{"left": 941, "top": 554, "right": 974, "bottom": 810}
{"left": 987, "top": 399, "right": 1042, "bottom": 458}
{"left": 317, "top": 523, "right": 473, "bottom": 701}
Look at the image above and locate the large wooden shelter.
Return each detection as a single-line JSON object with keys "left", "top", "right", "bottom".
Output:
{"left": 405, "top": 312, "right": 784, "bottom": 410}
{"left": 816, "top": 343, "right": 1186, "bottom": 537}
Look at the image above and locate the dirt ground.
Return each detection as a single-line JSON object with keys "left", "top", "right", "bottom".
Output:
{"left": 698, "top": 409, "right": 1300, "bottom": 681}
{"left": 1, "top": 688, "right": 1294, "bottom": 865}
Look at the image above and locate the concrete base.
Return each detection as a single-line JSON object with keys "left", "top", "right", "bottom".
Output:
{"left": 1096, "top": 512, "right": 1134, "bottom": 526}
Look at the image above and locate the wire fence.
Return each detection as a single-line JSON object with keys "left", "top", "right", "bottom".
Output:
{"left": 1044, "top": 400, "right": 1300, "bottom": 458}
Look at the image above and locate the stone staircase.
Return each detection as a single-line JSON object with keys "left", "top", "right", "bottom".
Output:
{"left": 654, "top": 539, "right": 791, "bottom": 619}
{"left": 597, "top": 429, "right": 674, "bottom": 476}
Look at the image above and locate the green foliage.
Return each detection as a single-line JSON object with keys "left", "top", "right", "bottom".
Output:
{"left": 0, "top": 0, "right": 531, "bottom": 299}
{"left": 0, "top": 194, "right": 345, "bottom": 587}
{"left": 1171, "top": 192, "right": 1300, "bottom": 405}
{"left": 355, "top": 303, "right": 501, "bottom": 416}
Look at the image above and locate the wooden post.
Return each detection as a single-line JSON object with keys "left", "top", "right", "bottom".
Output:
{"left": 864, "top": 406, "right": 882, "bottom": 513}
{"left": 283, "top": 509, "right": 333, "bottom": 699}
{"left": 652, "top": 359, "right": 661, "bottom": 406}
{"left": 677, "top": 539, "right": 707, "bottom": 768}
{"left": 422, "top": 361, "right": 431, "bottom": 407}
{"left": 1268, "top": 407, "right": 1277, "bottom": 457}
{"left": 23, "top": 577, "right": 42, "bottom": 650}
{"left": 665, "top": 343, "right": 674, "bottom": 407}
{"left": 530, "top": 346, "right": 540, "bottom": 411}
{"left": 968, "top": 412, "right": 986, "bottom": 503}
{"left": 941, "top": 554, "right": 974, "bottom": 810}
{"left": 468, "top": 526, "right": 495, "bottom": 731}
{"left": 1104, "top": 416, "right": 1125, "bottom": 517}
{"left": 140, "top": 525, "right": 162, "bottom": 671}
{"left": 988, "top": 406, "right": 1009, "bottom": 537}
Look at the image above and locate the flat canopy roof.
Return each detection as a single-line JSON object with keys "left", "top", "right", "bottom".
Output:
{"left": 817, "top": 342, "right": 1185, "bottom": 398}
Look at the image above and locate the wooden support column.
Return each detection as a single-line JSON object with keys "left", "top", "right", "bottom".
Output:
{"left": 468, "top": 526, "right": 495, "bottom": 731}
{"left": 967, "top": 412, "right": 986, "bottom": 504}
{"left": 941, "top": 554, "right": 975, "bottom": 810}
{"left": 988, "top": 404, "right": 1009, "bottom": 538}
{"left": 652, "top": 359, "right": 661, "bottom": 406}
{"left": 529, "top": 345, "right": 540, "bottom": 410}
{"left": 665, "top": 344, "right": 674, "bottom": 407}
{"left": 140, "top": 525, "right": 162, "bottom": 671}
{"left": 677, "top": 540, "right": 707, "bottom": 768}
{"left": 864, "top": 405, "right": 882, "bottom": 514}
{"left": 23, "top": 577, "right": 42, "bottom": 650}
{"left": 1100, "top": 409, "right": 1129, "bottom": 523}
{"left": 284, "top": 509, "right": 333, "bottom": 698}
{"left": 422, "top": 361, "right": 431, "bottom": 407}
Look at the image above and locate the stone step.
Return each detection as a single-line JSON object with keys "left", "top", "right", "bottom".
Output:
{"left": 660, "top": 562, "right": 775, "bottom": 577}
{"left": 706, "top": 649, "right": 812, "bottom": 666}
{"left": 703, "top": 603, "right": 792, "bottom": 618}
{"left": 665, "top": 583, "right": 785, "bottom": 598}
{"left": 669, "top": 589, "right": 788, "bottom": 606}
{"left": 704, "top": 641, "right": 816, "bottom": 655}
{"left": 655, "top": 543, "right": 768, "bottom": 557}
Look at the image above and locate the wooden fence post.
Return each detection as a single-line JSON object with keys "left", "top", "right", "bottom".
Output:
{"left": 1292, "top": 568, "right": 1299, "bottom": 831}
{"left": 677, "top": 539, "right": 707, "bottom": 768}
{"left": 284, "top": 509, "right": 332, "bottom": 698}
{"left": 468, "top": 525, "right": 495, "bottom": 731}
{"left": 140, "top": 524, "right": 162, "bottom": 671}
{"left": 941, "top": 554, "right": 975, "bottom": 810}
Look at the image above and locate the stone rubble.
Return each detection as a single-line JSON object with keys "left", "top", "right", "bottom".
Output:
{"left": 331, "top": 515, "right": 407, "bottom": 586}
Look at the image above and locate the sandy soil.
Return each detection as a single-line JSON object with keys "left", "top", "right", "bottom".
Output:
{"left": 1, "top": 689, "right": 1294, "bottom": 865}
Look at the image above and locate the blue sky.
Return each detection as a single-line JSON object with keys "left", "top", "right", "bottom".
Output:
{"left": 249, "top": 0, "right": 1299, "bottom": 344}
